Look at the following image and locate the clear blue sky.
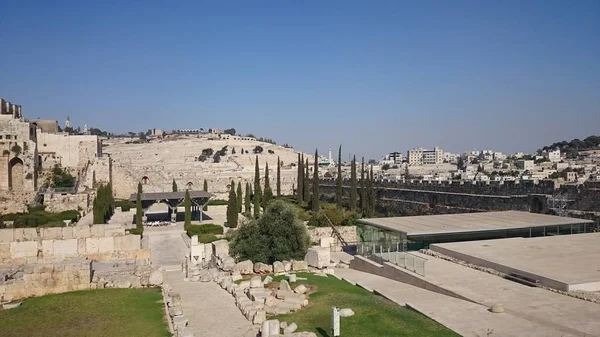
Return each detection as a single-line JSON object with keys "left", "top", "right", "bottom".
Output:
{"left": 1, "top": 0, "right": 598, "bottom": 159}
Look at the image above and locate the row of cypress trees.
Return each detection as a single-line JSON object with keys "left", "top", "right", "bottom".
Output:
{"left": 296, "top": 146, "right": 376, "bottom": 217}
{"left": 227, "top": 155, "right": 284, "bottom": 227}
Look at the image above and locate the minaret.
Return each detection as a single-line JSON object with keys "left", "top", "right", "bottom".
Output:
{"left": 65, "top": 116, "right": 71, "bottom": 129}
{"left": 328, "top": 148, "right": 332, "bottom": 165}
{"left": 84, "top": 123, "right": 89, "bottom": 134}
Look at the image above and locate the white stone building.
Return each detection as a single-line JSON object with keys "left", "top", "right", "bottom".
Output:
{"left": 407, "top": 147, "right": 443, "bottom": 165}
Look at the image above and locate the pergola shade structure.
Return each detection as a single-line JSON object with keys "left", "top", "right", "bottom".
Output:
{"left": 129, "top": 191, "right": 214, "bottom": 222}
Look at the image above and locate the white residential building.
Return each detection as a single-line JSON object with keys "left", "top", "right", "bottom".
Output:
{"left": 516, "top": 160, "right": 535, "bottom": 171}
{"left": 543, "top": 149, "right": 561, "bottom": 162}
{"left": 408, "top": 147, "right": 443, "bottom": 165}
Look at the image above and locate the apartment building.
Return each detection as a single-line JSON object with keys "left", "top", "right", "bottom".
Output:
{"left": 407, "top": 147, "right": 443, "bottom": 165}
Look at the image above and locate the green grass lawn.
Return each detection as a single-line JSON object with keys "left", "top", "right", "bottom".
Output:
{"left": 269, "top": 273, "right": 459, "bottom": 337}
{"left": 0, "top": 288, "right": 170, "bottom": 337}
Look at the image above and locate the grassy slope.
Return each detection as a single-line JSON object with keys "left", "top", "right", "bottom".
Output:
{"left": 0, "top": 288, "right": 170, "bottom": 337}
{"left": 270, "top": 273, "right": 460, "bottom": 337}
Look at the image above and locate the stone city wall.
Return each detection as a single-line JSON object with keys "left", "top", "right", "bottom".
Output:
{"left": 77, "top": 155, "right": 111, "bottom": 192}
{"left": 0, "top": 191, "right": 36, "bottom": 215}
{"left": 0, "top": 224, "right": 149, "bottom": 264}
{"left": 36, "top": 131, "right": 100, "bottom": 169}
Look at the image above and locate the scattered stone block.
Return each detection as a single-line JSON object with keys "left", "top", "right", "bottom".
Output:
{"left": 292, "top": 260, "right": 308, "bottom": 271}
{"left": 232, "top": 260, "right": 254, "bottom": 274}
{"left": 340, "top": 308, "right": 355, "bottom": 317}
{"left": 268, "top": 320, "right": 281, "bottom": 336}
{"left": 284, "top": 322, "right": 298, "bottom": 334}
{"left": 294, "top": 284, "right": 307, "bottom": 295}
{"left": 304, "top": 247, "right": 330, "bottom": 268}
{"left": 222, "top": 256, "right": 235, "bottom": 271}
{"left": 253, "top": 309, "right": 266, "bottom": 324}
{"left": 172, "top": 315, "right": 188, "bottom": 330}
{"left": 280, "top": 321, "right": 288, "bottom": 329}
{"left": 289, "top": 274, "right": 297, "bottom": 283}
{"left": 320, "top": 237, "right": 334, "bottom": 248}
{"left": 149, "top": 270, "right": 163, "bottom": 285}
{"left": 279, "top": 279, "right": 292, "bottom": 291}
{"left": 211, "top": 239, "right": 229, "bottom": 258}
{"left": 254, "top": 262, "right": 273, "bottom": 273}
{"left": 273, "top": 261, "right": 285, "bottom": 273}
{"left": 250, "top": 276, "right": 263, "bottom": 288}
{"left": 262, "top": 275, "right": 273, "bottom": 285}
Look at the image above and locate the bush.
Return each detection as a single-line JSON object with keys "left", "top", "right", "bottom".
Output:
{"left": 208, "top": 199, "right": 228, "bottom": 206}
{"left": 185, "top": 224, "right": 223, "bottom": 237}
{"left": 51, "top": 165, "right": 75, "bottom": 188}
{"left": 2, "top": 150, "right": 9, "bottom": 156}
{"left": 114, "top": 199, "right": 135, "bottom": 212}
{"left": 6, "top": 209, "right": 80, "bottom": 228}
{"left": 230, "top": 200, "right": 309, "bottom": 264}
{"left": 253, "top": 146, "right": 263, "bottom": 154}
{"left": 202, "top": 148, "right": 214, "bottom": 156}
{"left": 11, "top": 144, "right": 22, "bottom": 155}
{"left": 128, "top": 227, "right": 143, "bottom": 235}
{"left": 323, "top": 204, "right": 344, "bottom": 225}
{"left": 198, "top": 234, "right": 219, "bottom": 243}
{"left": 25, "top": 173, "right": 33, "bottom": 179}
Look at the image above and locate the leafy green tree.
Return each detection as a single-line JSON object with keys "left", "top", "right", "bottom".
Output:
{"left": 230, "top": 200, "right": 310, "bottom": 264}
{"left": 203, "top": 179, "right": 208, "bottom": 211}
{"left": 263, "top": 162, "right": 273, "bottom": 207}
{"left": 350, "top": 155, "right": 357, "bottom": 211}
{"left": 312, "top": 149, "right": 320, "bottom": 211}
{"left": 172, "top": 178, "right": 178, "bottom": 192}
{"left": 136, "top": 182, "right": 143, "bottom": 230}
{"left": 236, "top": 181, "right": 243, "bottom": 213}
{"left": 227, "top": 181, "right": 238, "bottom": 227}
{"left": 184, "top": 189, "right": 191, "bottom": 226}
{"left": 336, "top": 145, "right": 343, "bottom": 207}
{"left": 297, "top": 153, "right": 303, "bottom": 202}
{"left": 276, "top": 156, "right": 281, "bottom": 197}
{"left": 244, "top": 182, "right": 251, "bottom": 216}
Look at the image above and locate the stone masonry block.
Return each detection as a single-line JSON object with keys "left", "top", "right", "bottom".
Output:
{"left": 73, "top": 226, "right": 91, "bottom": 239}
{"left": 42, "top": 227, "right": 63, "bottom": 240}
{"left": 0, "top": 229, "right": 14, "bottom": 243}
{"left": 114, "top": 235, "right": 141, "bottom": 252}
{"left": 10, "top": 241, "right": 38, "bottom": 258}
{"left": 97, "top": 236, "right": 115, "bottom": 253}
{"left": 53, "top": 239, "right": 78, "bottom": 256}
{"left": 90, "top": 225, "right": 105, "bottom": 237}
{"left": 0, "top": 243, "right": 10, "bottom": 260}
{"left": 23, "top": 228, "right": 38, "bottom": 241}
{"left": 103, "top": 224, "right": 124, "bottom": 237}
{"left": 62, "top": 227, "right": 74, "bottom": 240}
{"left": 42, "top": 240, "right": 54, "bottom": 256}
{"left": 86, "top": 237, "right": 99, "bottom": 253}
{"left": 77, "top": 238, "right": 86, "bottom": 254}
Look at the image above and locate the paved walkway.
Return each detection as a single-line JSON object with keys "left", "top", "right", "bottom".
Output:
{"left": 147, "top": 224, "right": 257, "bottom": 337}
{"left": 409, "top": 251, "right": 600, "bottom": 337}
{"left": 336, "top": 268, "right": 582, "bottom": 337}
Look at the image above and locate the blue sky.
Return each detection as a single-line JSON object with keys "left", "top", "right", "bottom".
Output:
{"left": 1, "top": 0, "right": 598, "bottom": 159}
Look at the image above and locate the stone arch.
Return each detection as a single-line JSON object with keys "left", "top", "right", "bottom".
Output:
{"left": 8, "top": 157, "right": 24, "bottom": 191}
{"left": 141, "top": 176, "right": 149, "bottom": 185}
{"left": 530, "top": 196, "right": 545, "bottom": 214}
{"left": 186, "top": 182, "right": 193, "bottom": 189}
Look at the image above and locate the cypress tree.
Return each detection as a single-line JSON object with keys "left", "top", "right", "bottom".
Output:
{"left": 184, "top": 189, "right": 191, "bottom": 226}
{"left": 227, "top": 180, "right": 238, "bottom": 227}
{"left": 263, "top": 162, "right": 273, "bottom": 207}
{"left": 312, "top": 149, "right": 320, "bottom": 211}
{"left": 336, "top": 145, "right": 343, "bottom": 207}
{"left": 244, "top": 182, "right": 251, "bottom": 217}
{"left": 296, "top": 153, "right": 303, "bottom": 202}
{"left": 304, "top": 157, "right": 310, "bottom": 203}
{"left": 236, "top": 181, "right": 243, "bottom": 213}
{"left": 254, "top": 156, "right": 261, "bottom": 218}
{"left": 136, "top": 182, "right": 143, "bottom": 229}
{"left": 350, "top": 155, "right": 357, "bottom": 212}
{"left": 370, "top": 165, "right": 376, "bottom": 216}
{"left": 203, "top": 179, "right": 208, "bottom": 211}
{"left": 360, "top": 157, "right": 365, "bottom": 216}
{"left": 276, "top": 156, "right": 281, "bottom": 197}
{"left": 172, "top": 178, "right": 177, "bottom": 192}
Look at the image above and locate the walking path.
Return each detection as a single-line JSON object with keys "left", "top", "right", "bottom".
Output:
{"left": 336, "top": 268, "right": 582, "bottom": 337}
{"left": 146, "top": 223, "right": 257, "bottom": 337}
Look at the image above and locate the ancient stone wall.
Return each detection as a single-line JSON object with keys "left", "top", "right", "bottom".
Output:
{"left": 0, "top": 191, "right": 37, "bottom": 214}
{"left": 43, "top": 193, "right": 90, "bottom": 213}
{"left": 36, "top": 131, "right": 100, "bottom": 169}
{"left": 0, "top": 224, "right": 149, "bottom": 264}
{"left": 307, "top": 226, "right": 357, "bottom": 251}
{"left": 77, "top": 155, "right": 111, "bottom": 192}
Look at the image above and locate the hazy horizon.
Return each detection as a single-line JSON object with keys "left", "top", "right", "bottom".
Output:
{"left": 1, "top": 1, "right": 598, "bottom": 159}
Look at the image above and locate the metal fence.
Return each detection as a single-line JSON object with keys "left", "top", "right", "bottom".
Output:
{"left": 357, "top": 242, "right": 427, "bottom": 277}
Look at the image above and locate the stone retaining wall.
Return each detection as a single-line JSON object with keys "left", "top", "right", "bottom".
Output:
{"left": 307, "top": 226, "right": 356, "bottom": 251}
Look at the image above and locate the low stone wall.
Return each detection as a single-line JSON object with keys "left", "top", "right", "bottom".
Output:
{"left": 0, "top": 260, "right": 92, "bottom": 302}
{"left": 307, "top": 226, "right": 356, "bottom": 251}
{"left": 0, "top": 224, "right": 149, "bottom": 264}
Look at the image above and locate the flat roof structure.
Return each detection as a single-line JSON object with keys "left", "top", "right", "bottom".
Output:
{"left": 357, "top": 211, "right": 593, "bottom": 238}
{"left": 129, "top": 191, "right": 213, "bottom": 202}
{"left": 431, "top": 233, "right": 600, "bottom": 292}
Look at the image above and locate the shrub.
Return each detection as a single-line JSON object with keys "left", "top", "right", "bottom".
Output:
{"left": 198, "top": 155, "right": 207, "bottom": 162}
{"left": 25, "top": 173, "right": 33, "bottom": 180}
{"left": 307, "top": 211, "right": 329, "bottom": 227}
{"left": 51, "top": 165, "right": 75, "bottom": 188}
{"left": 230, "top": 200, "right": 309, "bottom": 264}
{"left": 213, "top": 153, "right": 221, "bottom": 163}
{"left": 198, "top": 234, "right": 219, "bottom": 243}
{"left": 202, "top": 148, "right": 214, "bottom": 156}
{"left": 7, "top": 209, "right": 80, "bottom": 228}
{"left": 185, "top": 224, "right": 223, "bottom": 237}
{"left": 253, "top": 146, "right": 263, "bottom": 154}
{"left": 2, "top": 150, "right": 9, "bottom": 156}
{"left": 323, "top": 204, "right": 344, "bottom": 225}
{"left": 208, "top": 199, "right": 228, "bottom": 206}
{"left": 11, "top": 144, "right": 22, "bottom": 155}
{"left": 114, "top": 199, "right": 135, "bottom": 212}
{"left": 128, "top": 227, "right": 143, "bottom": 235}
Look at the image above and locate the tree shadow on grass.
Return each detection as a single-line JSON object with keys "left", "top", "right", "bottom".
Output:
{"left": 316, "top": 327, "right": 331, "bottom": 337}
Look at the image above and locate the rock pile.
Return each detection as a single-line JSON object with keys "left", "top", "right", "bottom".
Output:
{"left": 164, "top": 285, "right": 194, "bottom": 337}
